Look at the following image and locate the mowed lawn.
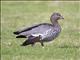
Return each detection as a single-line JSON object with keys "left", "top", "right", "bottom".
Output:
{"left": 1, "top": 1, "right": 80, "bottom": 60}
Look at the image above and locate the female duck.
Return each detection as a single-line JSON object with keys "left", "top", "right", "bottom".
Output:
{"left": 13, "top": 12, "right": 64, "bottom": 47}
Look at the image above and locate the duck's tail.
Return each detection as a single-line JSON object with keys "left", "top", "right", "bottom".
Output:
{"left": 16, "top": 35, "right": 26, "bottom": 38}
{"left": 13, "top": 31, "right": 21, "bottom": 35}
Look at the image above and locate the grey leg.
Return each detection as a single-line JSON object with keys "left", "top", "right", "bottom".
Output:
{"left": 31, "top": 43, "right": 35, "bottom": 47}
{"left": 40, "top": 41, "right": 44, "bottom": 47}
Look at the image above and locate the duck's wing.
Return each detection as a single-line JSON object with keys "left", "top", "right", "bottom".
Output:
{"left": 14, "top": 23, "right": 53, "bottom": 38}
{"left": 13, "top": 23, "right": 43, "bottom": 35}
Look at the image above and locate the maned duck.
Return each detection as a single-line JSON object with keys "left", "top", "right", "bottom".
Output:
{"left": 13, "top": 12, "right": 64, "bottom": 47}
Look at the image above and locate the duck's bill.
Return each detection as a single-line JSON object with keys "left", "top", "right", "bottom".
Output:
{"left": 60, "top": 16, "right": 64, "bottom": 19}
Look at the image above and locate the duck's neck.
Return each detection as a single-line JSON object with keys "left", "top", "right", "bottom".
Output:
{"left": 51, "top": 20, "right": 60, "bottom": 27}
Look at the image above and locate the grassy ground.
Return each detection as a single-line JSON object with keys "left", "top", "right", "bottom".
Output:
{"left": 1, "top": 1, "right": 80, "bottom": 60}
{"left": 1, "top": 0, "right": 79, "bottom": 1}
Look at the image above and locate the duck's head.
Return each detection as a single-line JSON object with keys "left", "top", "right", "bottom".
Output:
{"left": 50, "top": 12, "right": 64, "bottom": 23}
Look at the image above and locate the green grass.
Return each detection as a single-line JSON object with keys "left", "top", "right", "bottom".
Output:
{"left": 1, "top": 1, "right": 80, "bottom": 60}
{"left": 1, "top": 0, "right": 80, "bottom": 1}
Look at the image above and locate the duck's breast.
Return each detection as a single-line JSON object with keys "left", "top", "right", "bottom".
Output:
{"left": 41, "top": 26, "right": 61, "bottom": 42}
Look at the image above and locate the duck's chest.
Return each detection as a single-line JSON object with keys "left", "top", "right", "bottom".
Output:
{"left": 42, "top": 26, "right": 61, "bottom": 41}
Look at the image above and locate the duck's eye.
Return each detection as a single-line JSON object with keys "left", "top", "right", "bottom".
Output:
{"left": 58, "top": 14, "right": 61, "bottom": 16}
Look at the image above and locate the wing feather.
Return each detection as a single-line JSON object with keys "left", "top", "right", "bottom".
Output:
{"left": 13, "top": 23, "right": 42, "bottom": 35}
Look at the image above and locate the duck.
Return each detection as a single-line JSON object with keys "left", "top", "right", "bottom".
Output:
{"left": 13, "top": 12, "right": 64, "bottom": 47}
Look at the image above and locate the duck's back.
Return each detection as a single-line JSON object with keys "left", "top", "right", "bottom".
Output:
{"left": 19, "top": 23, "right": 53, "bottom": 35}
{"left": 19, "top": 23, "right": 61, "bottom": 41}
